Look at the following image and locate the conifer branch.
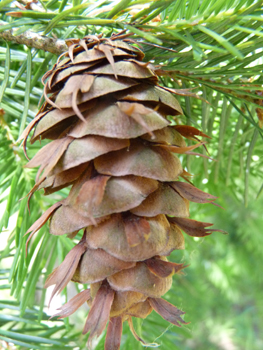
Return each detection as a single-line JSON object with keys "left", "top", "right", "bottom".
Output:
{"left": 0, "top": 27, "right": 67, "bottom": 55}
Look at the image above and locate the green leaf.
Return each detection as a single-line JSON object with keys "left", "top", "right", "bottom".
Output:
{"left": 185, "top": 0, "right": 200, "bottom": 20}
{"left": 256, "top": 181, "right": 263, "bottom": 199}
{"left": 168, "top": 0, "right": 186, "bottom": 21}
{"left": 106, "top": 0, "right": 132, "bottom": 19}
{"left": 226, "top": 114, "right": 243, "bottom": 186}
{"left": 0, "top": 167, "right": 21, "bottom": 230}
{"left": 44, "top": 2, "right": 96, "bottom": 34}
{"left": 244, "top": 129, "right": 259, "bottom": 206}
{"left": 124, "top": 24, "right": 163, "bottom": 45}
{"left": 19, "top": 49, "right": 32, "bottom": 137}
{"left": 0, "top": 43, "right": 10, "bottom": 104}
{"left": 0, "top": 0, "right": 14, "bottom": 10}
{"left": 0, "top": 19, "right": 40, "bottom": 32}
{"left": 232, "top": 25, "right": 263, "bottom": 38}
{"left": 196, "top": 25, "right": 244, "bottom": 60}
{"left": 0, "top": 336, "right": 44, "bottom": 349}
{"left": 131, "top": 0, "right": 174, "bottom": 22}
{"left": 0, "top": 329, "right": 66, "bottom": 345}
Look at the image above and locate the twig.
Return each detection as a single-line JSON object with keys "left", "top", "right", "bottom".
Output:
{"left": 0, "top": 27, "right": 67, "bottom": 55}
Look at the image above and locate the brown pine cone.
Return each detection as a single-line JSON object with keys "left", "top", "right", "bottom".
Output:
{"left": 21, "top": 33, "right": 223, "bottom": 349}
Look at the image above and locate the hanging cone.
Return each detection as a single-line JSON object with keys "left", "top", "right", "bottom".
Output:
{"left": 22, "top": 33, "right": 223, "bottom": 349}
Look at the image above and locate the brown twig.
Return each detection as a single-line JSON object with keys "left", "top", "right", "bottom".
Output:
{"left": 0, "top": 26, "right": 67, "bottom": 55}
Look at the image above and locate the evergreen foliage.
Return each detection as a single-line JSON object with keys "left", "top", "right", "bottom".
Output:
{"left": 0, "top": 1, "right": 262, "bottom": 349}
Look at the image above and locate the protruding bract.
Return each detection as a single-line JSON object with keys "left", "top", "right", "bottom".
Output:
{"left": 145, "top": 257, "right": 187, "bottom": 278}
{"left": 23, "top": 33, "right": 221, "bottom": 350}
{"left": 44, "top": 240, "right": 87, "bottom": 305}
{"left": 169, "top": 217, "right": 226, "bottom": 237}
{"left": 149, "top": 297, "right": 189, "bottom": 327}
{"left": 53, "top": 289, "right": 91, "bottom": 319}
{"left": 105, "top": 317, "right": 123, "bottom": 350}
{"left": 83, "top": 282, "right": 114, "bottom": 346}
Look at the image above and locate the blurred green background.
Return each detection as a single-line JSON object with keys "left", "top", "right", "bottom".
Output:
{"left": 1, "top": 0, "right": 263, "bottom": 349}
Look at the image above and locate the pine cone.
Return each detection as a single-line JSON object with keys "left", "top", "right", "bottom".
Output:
{"left": 21, "top": 33, "right": 223, "bottom": 349}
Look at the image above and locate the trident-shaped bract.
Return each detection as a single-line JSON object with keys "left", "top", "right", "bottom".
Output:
{"left": 22, "top": 33, "right": 223, "bottom": 349}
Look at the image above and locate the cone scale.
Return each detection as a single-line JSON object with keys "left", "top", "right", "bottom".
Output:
{"left": 22, "top": 33, "right": 222, "bottom": 349}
